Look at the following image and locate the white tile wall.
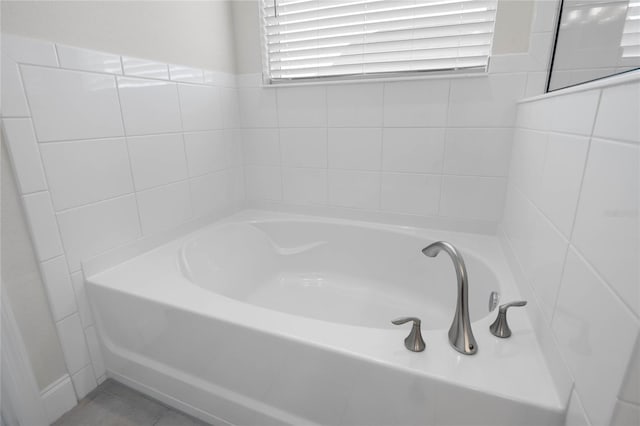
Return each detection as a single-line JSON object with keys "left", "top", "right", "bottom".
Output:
{"left": 501, "top": 73, "right": 640, "bottom": 426}
{"left": 122, "top": 56, "right": 169, "bottom": 79}
{"left": 57, "top": 195, "right": 142, "bottom": 271}
{"left": 56, "top": 313, "right": 91, "bottom": 374}
{"left": 117, "top": 77, "right": 182, "bottom": 135}
{"left": 22, "top": 66, "right": 124, "bottom": 142}
{"left": 283, "top": 168, "right": 328, "bottom": 206}
{"left": 178, "top": 84, "right": 222, "bottom": 131}
{"left": 383, "top": 80, "right": 449, "bottom": 127}
{"left": 137, "top": 180, "right": 193, "bottom": 235}
{"left": 2, "top": 118, "right": 47, "bottom": 193}
{"left": 382, "top": 128, "right": 445, "bottom": 173}
{"left": 236, "top": 25, "right": 549, "bottom": 227}
{"left": 1, "top": 35, "right": 243, "bottom": 405}
{"left": 277, "top": 86, "right": 327, "bottom": 127}
{"left": 22, "top": 191, "right": 64, "bottom": 261}
{"left": 56, "top": 45, "right": 122, "bottom": 74}
{"left": 327, "top": 84, "right": 384, "bottom": 127}
{"left": 71, "top": 365, "right": 98, "bottom": 400}
{"left": 328, "top": 128, "right": 382, "bottom": 171}
{"left": 128, "top": 133, "right": 188, "bottom": 190}
{"left": 280, "top": 128, "right": 327, "bottom": 168}
{"left": 40, "top": 138, "right": 134, "bottom": 210}
{"left": 40, "top": 255, "right": 77, "bottom": 322}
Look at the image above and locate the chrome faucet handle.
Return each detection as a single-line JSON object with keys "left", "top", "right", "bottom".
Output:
{"left": 392, "top": 317, "right": 426, "bottom": 352}
{"left": 488, "top": 291, "right": 500, "bottom": 312}
{"left": 489, "top": 301, "right": 527, "bottom": 338}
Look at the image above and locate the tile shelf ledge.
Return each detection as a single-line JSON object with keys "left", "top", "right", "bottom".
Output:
{"left": 519, "top": 68, "right": 640, "bottom": 104}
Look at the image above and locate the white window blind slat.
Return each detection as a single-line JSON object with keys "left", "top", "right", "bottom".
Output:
{"left": 261, "top": 0, "right": 498, "bottom": 82}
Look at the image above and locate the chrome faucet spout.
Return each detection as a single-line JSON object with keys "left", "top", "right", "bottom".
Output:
{"left": 422, "top": 241, "right": 477, "bottom": 355}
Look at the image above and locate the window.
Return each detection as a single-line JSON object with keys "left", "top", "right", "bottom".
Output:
{"left": 622, "top": 1, "right": 640, "bottom": 59}
{"left": 261, "top": 0, "right": 498, "bottom": 83}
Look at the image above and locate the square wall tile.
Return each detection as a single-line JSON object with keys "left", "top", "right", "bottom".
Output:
{"left": 84, "top": 326, "right": 106, "bottom": 379}
{"left": 619, "top": 337, "right": 640, "bottom": 405}
{"left": 137, "top": 181, "right": 193, "bottom": 236}
{"left": 169, "top": 65, "right": 204, "bottom": 83}
{"left": 439, "top": 176, "right": 507, "bottom": 221}
{"left": 227, "top": 129, "right": 244, "bottom": 167}
{"left": 611, "top": 401, "right": 640, "bottom": 426}
{"left": 328, "top": 128, "right": 382, "bottom": 170}
{"left": 56, "top": 45, "right": 122, "bottom": 74}
{"left": 382, "top": 128, "right": 445, "bottom": 173}
{"left": 535, "top": 133, "right": 589, "bottom": 237}
{"left": 548, "top": 89, "right": 600, "bottom": 136}
{"left": 57, "top": 313, "right": 91, "bottom": 374}
{"left": 184, "top": 131, "right": 228, "bottom": 177}
{"left": 381, "top": 173, "right": 440, "bottom": 216}
{"left": 71, "top": 271, "right": 93, "bottom": 328}
{"left": 122, "top": 56, "right": 169, "bottom": 79}
{"left": 553, "top": 248, "right": 639, "bottom": 426}
{"left": 328, "top": 170, "right": 380, "bottom": 210}
{"left": 245, "top": 166, "right": 282, "bottom": 201}
{"left": 40, "top": 138, "right": 133, "bottom": 211}
{"left": 277, "top": 86, "right": 327, "bottom": 127}
{"left": 40, "top": 255, "right": 77, "bottom": 322}
{"left": 242, "top": 128, "right": 280, "bottom": 165}
{"left": 117, "top": 77, "right": 182, "bottom": 135}
{"left": 594, "top": 81, "right": 640, "bottom": 143}
{"left": 57, "top": 195, "right": 141, "bottom": 271}
{"left": 221, "top": 87, "right": 241, "bottom": 129}
{"left": 572, "top": 139, "right": 639, "bottom": 317}
{"left": 563, "top": 391, "right": 590, "bottom": 426}
{"left": 501, "top": 185, "right": 569, "bottom": 321}
{"left": 128, "top": 133, "right": 188, "bottom": 190}
{"left": 2, "top": 34, "right": 58, "bottom": 66}
{"left": 2, "top": 118, "right": 47, "bottom": 193}
{"left": 443, "top": 128, "right": 513, "bottom": 177}
{"left": 448, "top": 74, "right": 527, "bottom": 127}
{"left": 508, "top": 129, "right": 548, "bottom": 202}
{"left": 283, "top": 168, "right": 327, "bottom": 206}
{"left": 280, "top": 128, "right": 327, "bottom": 168}
{"left": 178, "top": 84, "right": 222, "bottom": 131}
{"left": 238, "top": 87, "right": 278, "bottom": 128}
{"left": 190, "top": 171, "right": 231, "bottom": 218}
{"left": 71, "top": 365, "right": 97, "bottom": 400}
{"left": 22, "top": 191, "right": 64, "bottom": 261}
{"left": 383, "top": 80, "right": 449, "bottom": 127}
{"left": 327, "top": 84, "right": 383, "bottom": 127}
{"left": 22, "top": 66, "right": 123, "bottom": 142}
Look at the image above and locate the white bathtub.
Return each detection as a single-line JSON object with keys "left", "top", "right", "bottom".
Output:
{"left": 86, "top": 210, "right": 565, "bottom": 425}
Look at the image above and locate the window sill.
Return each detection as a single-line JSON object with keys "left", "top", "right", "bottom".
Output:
{"left": 259, "top": 68, "right": 489, "bottom": 89}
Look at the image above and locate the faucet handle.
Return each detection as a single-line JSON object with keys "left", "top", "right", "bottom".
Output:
{"left": 392, "top": 317, "right": 426, "bottom": 352}
{"left": 488, "top": 291, "right": 500, "bottom": 312}
{"left": 489, "top": 301, "right": 527, "bottom": 338}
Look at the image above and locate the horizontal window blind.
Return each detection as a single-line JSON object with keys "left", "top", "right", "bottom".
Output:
{"left": 261, "top": 0, "right": 498, "bottom": 82}
{"left": 622, "top": 1, "right": 640, "bottom": 58}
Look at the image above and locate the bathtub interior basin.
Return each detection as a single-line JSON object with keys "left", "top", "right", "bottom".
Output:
{"left": 180, "top": 221, "right": 498, "bottom": 330}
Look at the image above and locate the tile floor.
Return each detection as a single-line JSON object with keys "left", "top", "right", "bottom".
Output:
{"left": 53, "top": 379, "right": 212, "bottom": 426}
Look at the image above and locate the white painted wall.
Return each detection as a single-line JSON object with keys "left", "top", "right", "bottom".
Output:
{"left": 502, "top": 72, "right": 640, "bottom": 426}
{"left": 1, "top": 0, "right": 237, "bottom": 73}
